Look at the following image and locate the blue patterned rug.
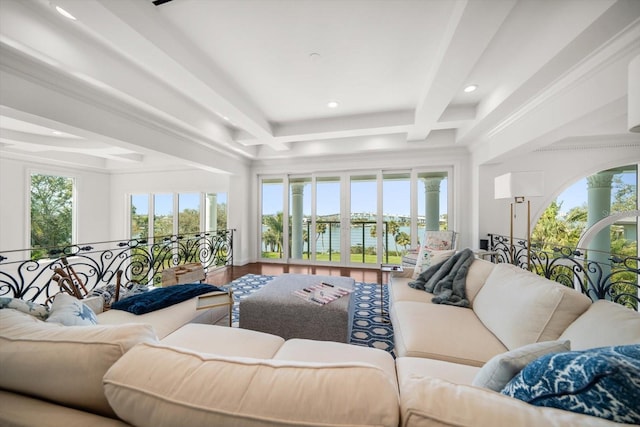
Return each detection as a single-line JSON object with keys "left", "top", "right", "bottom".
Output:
{"left": 225, "top": 274, "right": 395, "bottom": 356}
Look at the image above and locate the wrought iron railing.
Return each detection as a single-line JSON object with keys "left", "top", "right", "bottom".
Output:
{"left": 488, "top": 234, "right": 639, "bottom": 310}
{"left": 0, "top": 230, "right": 234, "bottom": 304}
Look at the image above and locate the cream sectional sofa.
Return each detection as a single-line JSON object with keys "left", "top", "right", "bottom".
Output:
{"left": 390, "top": 259, "right": 640, "bottom": 426}
{"left": 1, "top": 260, "right": 639, "bottom": 427}
{"left": 0, "top": 308, "right": 399, "bottom": 427}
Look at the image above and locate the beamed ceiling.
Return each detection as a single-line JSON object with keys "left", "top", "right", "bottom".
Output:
{"left": 0, "top": 0, "right": 638, "bottom": 172}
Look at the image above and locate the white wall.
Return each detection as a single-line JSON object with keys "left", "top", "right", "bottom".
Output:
{"left": 477, "top": 142, "right": 640, "bottom": 246}
{"left": 0, "top": 157, "right": 111, "bottom": 252}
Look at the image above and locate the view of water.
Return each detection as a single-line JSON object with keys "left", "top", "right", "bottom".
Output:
{"left": 263, "top": 224, "right": 413, "bottom": 253}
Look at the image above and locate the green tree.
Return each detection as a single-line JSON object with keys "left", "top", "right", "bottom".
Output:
{"left": 217, "top": 202, "right": 227, "bottom": 230}
{"left": 263, "top": 212, "right": 284, "bottom": 257}
{"left": 178, "top": 208, "right": 200, "bottom": 234}
{"left": 30, "top": 174, "right": 73, "bottom": 257}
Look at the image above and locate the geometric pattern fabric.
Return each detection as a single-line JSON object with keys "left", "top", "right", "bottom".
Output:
{"left": 226, "top": 274, "right": 395, "bottom": 356}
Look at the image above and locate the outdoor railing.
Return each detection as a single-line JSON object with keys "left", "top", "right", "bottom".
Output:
{"left": 0, "top": 230, "right": 234, "bottom": 303}
{"left": 487, "top": 234, "right": 639, "bottom": 310}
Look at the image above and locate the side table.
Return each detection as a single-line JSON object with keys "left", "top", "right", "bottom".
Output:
{"left": 380, "top": 264, "right": 403, "bottom": 324}
{"left": 197, "top": 289, "right": 234, "bottom": 326}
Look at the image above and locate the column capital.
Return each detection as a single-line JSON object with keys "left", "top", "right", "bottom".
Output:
{"left": 587, "top": 171, "right": 615, "bottom": 189}
{"left": 423, "top": 177, "right": 444, "bottom": 192}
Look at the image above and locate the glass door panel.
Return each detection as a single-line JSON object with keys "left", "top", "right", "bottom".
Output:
{"left": 350, "top": 175, "right": 377, "bottom": 265}
{"left": 178, "top": 193, "right": 200, "bottom": 235}
{"left": 316, "top": 177, "right": 341, "bottom": 263}
{"left": 261, "top": 179, "right": 284, "bottom": 259}
{"left": 383, "top": 173, "right": 411, "bottom": 264}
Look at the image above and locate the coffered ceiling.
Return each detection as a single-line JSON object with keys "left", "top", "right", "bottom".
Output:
{"left": 0, "top": 0, "right": 638, "bottom": 172}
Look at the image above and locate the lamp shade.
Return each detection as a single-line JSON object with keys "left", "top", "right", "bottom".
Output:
{"left": 494, "top": 172, "right": 544, "bottom": 199}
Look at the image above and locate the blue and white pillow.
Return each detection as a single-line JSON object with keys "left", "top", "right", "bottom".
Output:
{"left": 0, "top": 297, "right": 50, "bottom": 320}
{"left": 46, "top": 293, "right": 98, "bottom": 326}
{"left": 502, "top": 344, "right": 640, "bottom": 424}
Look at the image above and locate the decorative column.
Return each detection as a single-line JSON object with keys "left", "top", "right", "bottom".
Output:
{"left": 423, "top": 177, "right": 443, "bottom": 231}
{"left": 586, "top": 171, "right": 615, "bottom": 298}
{"left": 291, "top": 183, "right": 304, "bottom": 259}
{"left": 206, "top": 194, "right": 217, "bottom": 232}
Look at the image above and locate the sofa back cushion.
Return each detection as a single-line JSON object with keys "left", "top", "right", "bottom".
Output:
{"left": 0, "top": 309, "right": 157, "bottom": 418}
{"left": 104, "top": 343, "right": 400, "bottom": 427}
{"left": 559, "top": 300, "right": 640, "bottom": 350}
{"left": 465, "top": 258, "right": 495, "bottom": 305}
{"left": 473, "top": 263, "right": 591, "bottom": 350}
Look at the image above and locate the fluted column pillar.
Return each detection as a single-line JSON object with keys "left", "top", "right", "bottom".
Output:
{"left": 423, "top": 177, "right": 443, "bottom": 231}
{"left": 291, "top": 183, "right": 304, "bottom": 259}
{"left": 586, "top": 171, "right": 615, "bottom": 298}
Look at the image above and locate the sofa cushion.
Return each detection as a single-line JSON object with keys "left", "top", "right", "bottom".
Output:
{"left": 472, "top": 339, "right": 571, "bottom": 391}
{"left": 0, "top": 389, "right": 130, "bottom": 427}
{"left": 559, "top": 300, "right": 640, "bottom": 350}
{"left": 397, "top": 375, "right": 622, "bottom": 427}
{"left": 390, "top": 300, "right": 507, "bottom": 366}
{"left": 0, "top": 308, "right": 157, "bottom": 418}
{"left": 502, "top": 345, "right": 640, "bottom": 424}
{"left": 103, "top": 342, "right": 400, "bottom": 427}
{"left": 274, "top": 338, "right": 398, "bottom": 387}
{"left": 396, "top": 356, "right": 479, "bottom": 386}
{"left": 161, "top": 323, "right": 285, "bottom": 358}
{"left": 473, "top": 263, "right": 591, "bottom": 350}
{"left": 46, "top": 293, "right": 98, "bottom": 326}
{"left": 465, "top": 258, "right": 494, "bottom": 305}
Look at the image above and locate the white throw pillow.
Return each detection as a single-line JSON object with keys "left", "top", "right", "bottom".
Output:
{"left": 46, "top": 293, "right": 98, "bottom": 326}
{"left": 413, "top": 249, "right": 456, "bottom": 279}
{"left": 472, "top": 340, "right": 571, "bottom": 391}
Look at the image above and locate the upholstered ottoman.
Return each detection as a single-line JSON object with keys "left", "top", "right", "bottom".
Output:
{"left": 239, "top": 274, "right": 356, "bottom": 342}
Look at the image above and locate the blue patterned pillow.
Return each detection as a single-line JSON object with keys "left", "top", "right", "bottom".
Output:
{"left": 0, "top": 297, "right": 50, "bottom": 320}
{"left": 46, "top": 293, "right": 98, "bottom": 326}
{"left": 501, "top": 345, "right": 640, "bottom": 424}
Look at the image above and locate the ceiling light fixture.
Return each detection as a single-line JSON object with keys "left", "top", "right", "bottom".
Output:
{"left": 55, "top": 5, "right": 77, "bottom": 20}
{"left": 463, "top": 84, "right": 478, "bottom": 93}
{"left": 327, "top": 101, "right": 339, "bottom": 108}
{"left": 52, "top": 131, "right": 62, "bottom": 135}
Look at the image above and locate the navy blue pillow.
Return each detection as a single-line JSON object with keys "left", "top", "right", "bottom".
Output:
{"left": 501, "top": 344, "right": 640, "bottom": 424}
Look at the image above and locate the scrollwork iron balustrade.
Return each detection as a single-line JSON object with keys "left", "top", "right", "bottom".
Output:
{"left": 0, "top": 230, "right": 234, "bottom": 304}
{"left": 488, "top": 234, "right": 639, "bottom": 310}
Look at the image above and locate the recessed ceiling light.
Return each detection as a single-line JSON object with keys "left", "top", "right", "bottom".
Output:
{"left": 55, "top": 5, "right": 77, "bottom": 20}
{"left": 52, "top": 131, "right": 62, "bottom": 135}
{"left": 464, "top": 84, "right": 478, "bottom": 93}
{"left": 309, "top": 53, "right": 321, "bottom": 61}
{"left": 327, "top": 101, "right": 339, "bottom": 108}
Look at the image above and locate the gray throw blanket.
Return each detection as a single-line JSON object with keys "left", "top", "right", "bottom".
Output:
{"left": 408, "top": 248, "right": 475, "bottom": 307}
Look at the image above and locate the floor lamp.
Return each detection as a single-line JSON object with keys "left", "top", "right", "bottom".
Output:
{"left": 494, "top": 172, "right": 544, "bottom": 269}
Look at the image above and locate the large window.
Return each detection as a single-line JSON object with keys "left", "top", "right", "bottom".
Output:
{"left": 261, "top": 179, "right": 284, "bottom": 259}
{"left": 316, "top": 177, "right": 341, "bottom": 262}
{"left": 259, "top": 168, "right": 452, "bottom": 266}
{"left": 30, "top": 173, "right": 74, "bottom": 258}
{"left": 351, "top": 175, "right": 377, "bottom": 264}
{"left": 129, "top": 192, "right": 227, "bottom": 240}
{"left": 383, "top": 173, "right": 411, "bottom": 264}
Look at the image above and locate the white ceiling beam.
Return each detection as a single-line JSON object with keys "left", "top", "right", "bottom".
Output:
{"left": 237, "top": 110, "right": 414, "bottom": 145}
{"left": 459, "top": 0, "right": 640, "bottom": 151}
{"left": 408, "top": 0, "right": 517, "bottom": 142}
{"left": 53, "top": 0, "right": 288, "bottom": 152}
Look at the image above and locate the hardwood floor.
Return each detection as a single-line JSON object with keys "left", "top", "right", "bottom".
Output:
{"left": 205, "top": 263, "right": 387, "bottom": 286}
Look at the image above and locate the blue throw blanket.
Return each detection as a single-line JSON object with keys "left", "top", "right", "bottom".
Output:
{"left": 110, "top": 283, "right": 225, "bottom": 315}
